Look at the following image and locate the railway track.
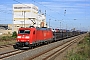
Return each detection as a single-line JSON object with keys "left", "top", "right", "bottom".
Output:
{"left": 0, "top": 36, "right": 78, "bottom": 60}
{"left": 27, "top": 34, "right": 84, "bottom": 60}
{"left": 0, "top": 49, "right": 28, "bottom": 59}
{"left": 0, "top": 44, "right": 13, "bottom": 49}
{"left": 0, "top": 34, "right": 86, "bottom": 60}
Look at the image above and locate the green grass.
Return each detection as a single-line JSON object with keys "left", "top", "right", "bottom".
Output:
{"left": 0, "top": 40, "right": 16, "bottom": 46}
{"left": 0, "top": 35, "right": 16, "bottom": 46}
{"left": 65, "top": 36, "right": 90, "bottom": 60}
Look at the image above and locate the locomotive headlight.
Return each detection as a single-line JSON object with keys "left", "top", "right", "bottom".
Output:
{"left": 17, "top": 36, "right": 21, "bottom": 38}
{"left": 25, "top": 36, "right": 29, "bottom": 38}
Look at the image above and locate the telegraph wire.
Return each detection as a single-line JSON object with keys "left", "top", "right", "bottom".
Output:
{"left": 31, "top": 0, "right": 65, "bottom": 21}
{"left": 13, "top": 0, "right": 64, "bottom": 22}
{"left": 31, "top": 0, "right": 74, "bottom": 26}
{"left": 13, "top": 0, "right": 79, "bottom": 22}
{"left": 31, "top": 0, "right": 64, "bottom": 17}
{"left": 12, "top": 0, "right": 82, "bottom": 30}
{"left": 12, "top": 0, "right": 71, "bottom": 29}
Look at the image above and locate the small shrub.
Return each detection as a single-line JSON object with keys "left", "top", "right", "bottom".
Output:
{"left": 1, "top": 36, "right": 7, "bottom": 41}
{"left": 0, "top": 36, "right": 16, "bottom": 41}
{"left": 12, "top": 31, "right": 17, "bottom": 38}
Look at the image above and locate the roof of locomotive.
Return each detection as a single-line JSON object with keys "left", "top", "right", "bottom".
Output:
{"left": 36, "top": 27, "right": 51, "bottom": 30}
{"left": 19, "top": 27, "right": 51, "bottom": 31}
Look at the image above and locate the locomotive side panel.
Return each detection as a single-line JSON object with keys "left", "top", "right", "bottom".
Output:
{"left": 36, "top": 30, "right": 44, "bottom": 41}
{"left": 29, "top": 29, "right": 35, "bottom": 44}
{"left": 35, "top": 30, "right": 53, "bottom": 42}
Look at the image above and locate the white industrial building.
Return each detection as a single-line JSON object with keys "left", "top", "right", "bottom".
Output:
{"left": 8, "top": 4, "right": 47, "bottom": 32}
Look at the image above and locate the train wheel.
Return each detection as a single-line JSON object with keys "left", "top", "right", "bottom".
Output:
{"left": 44, "top": 41, "right": 48, "bottom": 44}
{"left": 13, "top": 45, "right": 18, "bottom": 49}
{"left": 29, "top": 44, "right": 34, "bottom": 49}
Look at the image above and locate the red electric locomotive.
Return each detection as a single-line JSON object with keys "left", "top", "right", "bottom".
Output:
{"left": 13, "top": 26, "right": 53, "bottom": 49}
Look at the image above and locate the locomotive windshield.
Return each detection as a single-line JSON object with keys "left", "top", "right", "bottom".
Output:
{"left": 19, "top": 30, "right": 30, "bottom": 34}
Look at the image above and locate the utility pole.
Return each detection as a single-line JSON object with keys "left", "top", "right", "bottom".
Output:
{"left": 49, "top": 19, "right": 50, "bottom": 28}
{"left": 60, "top": 22, "right": 61, "bottom": 29}
{"left": 66, "top": 24, "right": 67, "bottom": 30}
{"left": 45, "top": 10, "right": 46, "bottom": 17}
{"left": 20, "top": 21, "right": 24, "bottom": 27}
{"left": 55, "top": 20, "right": 61, "bottom": 29}
{"left": 80, "top": 23, "right": 81, "bottom": 30}
{"left": 24, "top": 11, "right": 26, "bottom": 28}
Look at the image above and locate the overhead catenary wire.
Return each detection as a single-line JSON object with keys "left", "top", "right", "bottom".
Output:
{"left": 31, "top": 0, "right": 82, "bottom": 21}
{"left": 17, "top": 0, "right": 71, "bottom": 29}
{"left": 31, "top": 0, "right": 64, "bottom": 21}
{"left": 13, "top": 0, "right": 84, "bottom": 22}
{"left": 13, "top": 0, "right": 64, "bottom": 22}
{"left": 0, "top": 3, "right": 34, "bottom": 17}
{"left": 4, "top": 0, "right": 84, "bottom": 30}
{"left": 31, "top": 0, "right": 76, "bottom": 29}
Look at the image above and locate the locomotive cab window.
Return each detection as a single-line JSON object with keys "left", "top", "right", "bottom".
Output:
{"left": 25, "top": 30, "right": 30, "bottom": 34}
{"left": 19, "top": 30, "right": 30, "bottom": 34}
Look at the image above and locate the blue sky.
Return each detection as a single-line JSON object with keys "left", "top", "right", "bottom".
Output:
{"left": 0, "top": 0, "right": 90, "bottom": 31}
